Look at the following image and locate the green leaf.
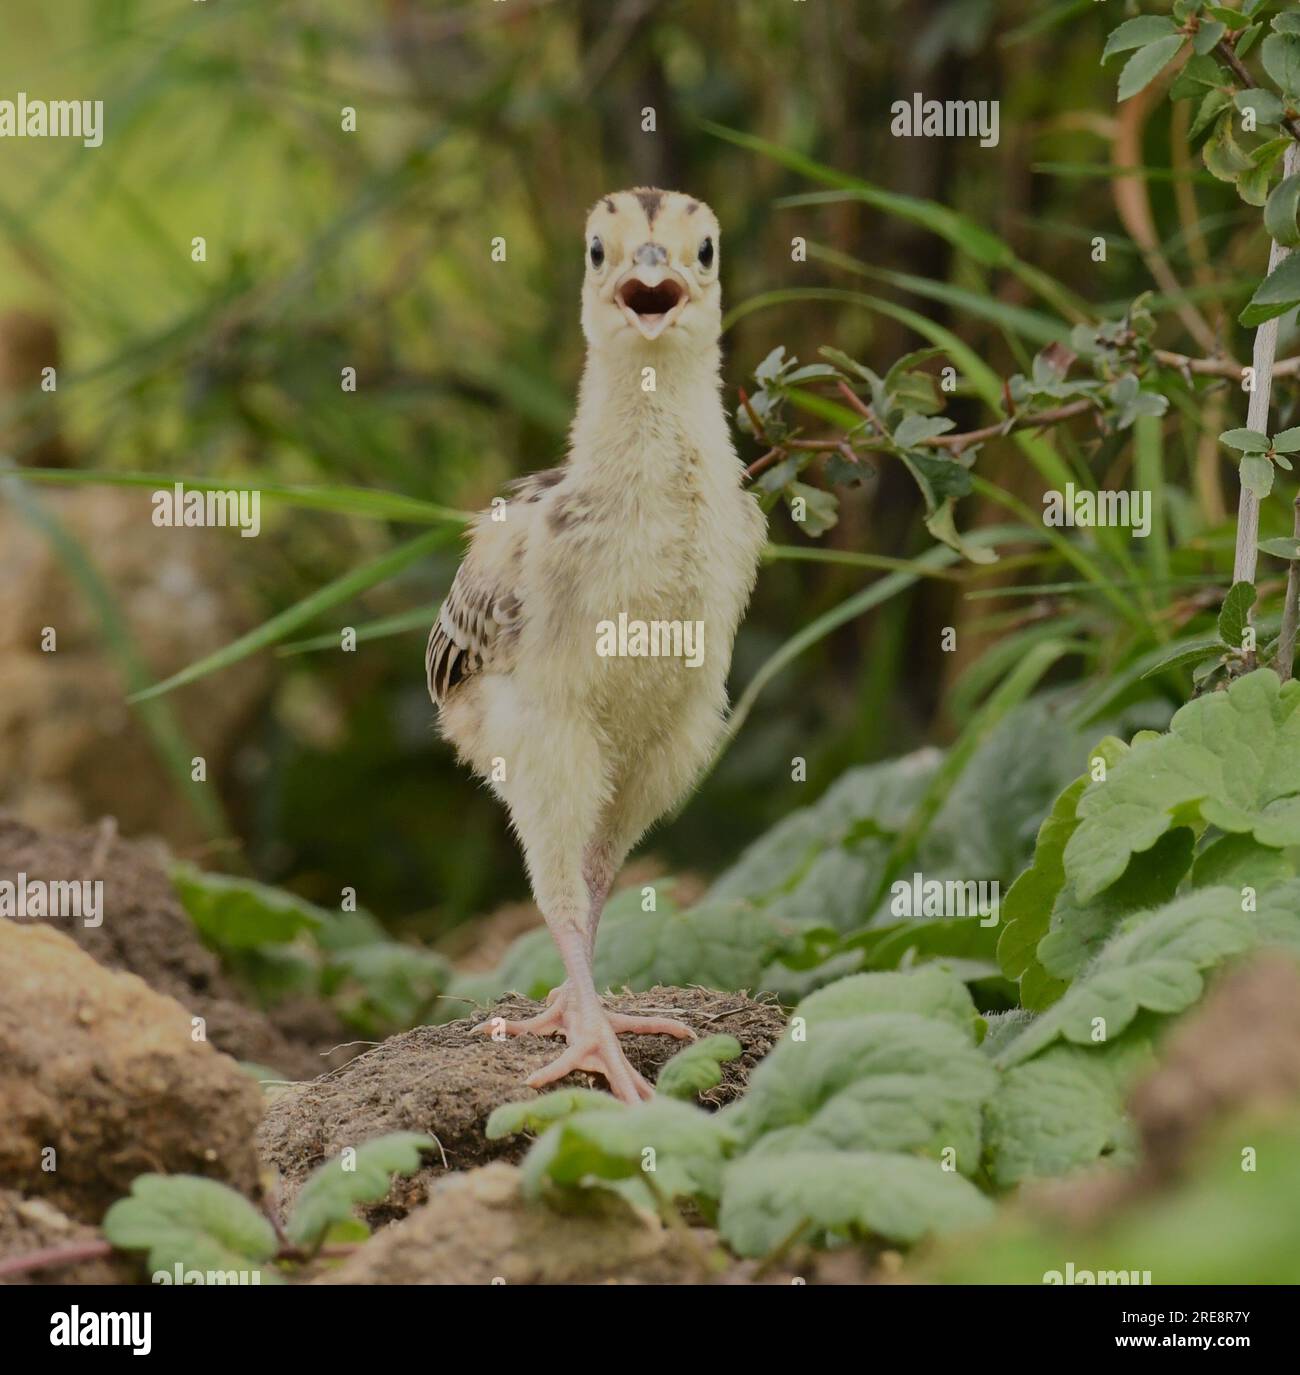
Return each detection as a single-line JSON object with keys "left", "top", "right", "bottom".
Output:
{"left": 895, "top": 413, "right": 956, "bottom": 447}
{"left": 1240, "top": 253, "right": 1300, "bottom": 326}
{"left": 1170, "top": 52, "right": 1229, "bottom": 99}
{"left": 733, "top": 1010, "right": 996, "bottom": 1170}
{"left": 655, "top": 1035, "right": 744, "bottom": 1100}
{"left": 1102, "top": 15, "right": 1179, "bottom": 60}
{"left": 1194, "top": 19, "right": 1227, "bottom": 54}
{"left": 1272, "top": 425, "right": 1300, "bottom": 452}
{"left": 926, "top": 496, "right": 999, "bottom": 565}
{"left": 1220, "top": 427, "right": 1272, "bottom": 451}
{"left": 171, "top": 864, "right": 324, "bottom": 949}
{"left": 1275, "top": 12, "right": 1300, "bottom": 36}
{"left": 995, "top": 888, "right": 1253, "bottom": 1068}
{"left": 1037, "top": 828, "right": 1196, "bottom": 981}
{"left": 1204, "top": 113, "right": 1255, "bottom": 181}
{"left": 1242, "top": 453, "right": 1276, "bottom": 498}
{"left": 103, "top": 1175, "right": 279, "bottom": 1282}
{"left": 1260, "top": 536, "right": 1300, "bottom": 558}
{"left": 1065, "top": 671, "right": 1300, "bottom": 901}
{"left": 1266, "top": 173, "right": 1300, "bottom": 247}
{"left": 1219, "top": 579, "right": 1258, "bottom": 648}
{"left": 286, "top": 1132, "right": 433, "bottom": 1248}
{"left": 1238, "top": 21, "right": 1265, "bottom": 57}
{"left": 485, "top": 1090, "right": 618, "bottom": 1139}
{"left": 783, "top": 481, "right": 839, "bottom": 537}
{"left": 985, "top": 1039, "right": 1153, "bottom": 1186}
{"left": 521, "top": 1099, "right": 732, "bottom": 1203}
{"left": 718, "top": 1151, "right": 993, "bottom": 1257}
{"left": 1190, "top": 831, "right": 1294, "bottom": 889}
{"left": 794, "top": 966, "right": 981, "bottom": 1034}
{"left": 1118, "top": 36, "right": 1186, "bottom": 100}
{"left": 1140, "top": 638, "right": 1229, "bottom": 679}
{"left": 1262, "top": 31, "right": 1300, "bottom": 94}
{"left": 1239, "top": 87, "right": 1287, "bottom": 129}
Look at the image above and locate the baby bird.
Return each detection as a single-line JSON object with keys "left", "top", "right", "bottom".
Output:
{"left": 428, "top": 189, "right": 766, "bottom": 1102}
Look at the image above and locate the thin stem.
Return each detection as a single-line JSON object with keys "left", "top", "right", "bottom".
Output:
{"left": 1276, "top": 495, "right": 1300, "bottom": 682}
{"left": 1233, "top": 142, "right": 1300, "bottom": 595}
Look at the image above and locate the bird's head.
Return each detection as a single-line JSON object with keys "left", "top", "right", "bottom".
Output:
{"left": 580, "top": 188, "right": 721, "bottom": 354}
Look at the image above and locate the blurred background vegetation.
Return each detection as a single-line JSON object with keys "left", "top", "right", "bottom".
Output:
{"left": 0, "top": 0, "right": 1286, "bottom": 945}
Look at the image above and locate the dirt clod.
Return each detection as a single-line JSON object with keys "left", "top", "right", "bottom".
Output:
{"left": 260, "top": 986, "right": 786, "bottom": 1225}
{"left": 0, "top": 921, "right": 264, "bottom": 1223}
{"left": 0, "top": 815, "right": 348, "bottom": 1079}
{"left": 313, "top": 1161, "right": 710, "bottom": 1285}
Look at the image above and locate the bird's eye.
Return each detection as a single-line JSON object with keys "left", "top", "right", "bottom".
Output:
{"left": 589, "top": 237, "right": 605, "bottom": 269}
{"left": 698, "top": 237, "right": 714, "bottom": 269}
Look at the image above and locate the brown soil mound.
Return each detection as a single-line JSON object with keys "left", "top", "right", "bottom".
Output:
{"left": 260, "top": 986, "right": 786, "bottom": 1226}
{"left": 0, "top": 815, "right": 347, "bottom": 1079}
{"left": 0, "top": 922, "right": 264, "bottom": 1223}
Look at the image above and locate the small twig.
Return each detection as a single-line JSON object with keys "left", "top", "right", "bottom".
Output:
{"left": 1276, "top": 495, "right": 1300, "bottom": 681}
{"left": 928, "top": 398, "right": 1096, "bottom": 453}
{"left": 737, "top": 386, "right": 769, "bottom": 445}
{"left": 0, "top": 1239, "right": 113, "bottom": 1279}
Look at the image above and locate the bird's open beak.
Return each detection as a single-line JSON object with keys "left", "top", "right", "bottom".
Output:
{"left": 615, "top": 265, "right": 689, "bottom": 340}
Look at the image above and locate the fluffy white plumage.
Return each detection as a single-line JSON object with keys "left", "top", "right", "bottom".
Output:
{"left": 428, "top": 188, "right": 766, "bottom": 1100}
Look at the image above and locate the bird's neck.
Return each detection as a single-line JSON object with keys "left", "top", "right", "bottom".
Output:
{"left": 567, "top": 339, "right": 735, "bottom": 485}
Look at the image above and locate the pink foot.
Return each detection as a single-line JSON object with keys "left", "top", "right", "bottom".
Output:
{"left": 476, "top": 994, "right": 695, "bottom": 1104}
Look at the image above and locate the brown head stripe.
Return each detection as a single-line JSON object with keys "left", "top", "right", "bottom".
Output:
{"left": 603, "top": 196, "right": 616, "bottom": 213}
{"left": 633, "top": 188, "right": 663, "bottom": 223}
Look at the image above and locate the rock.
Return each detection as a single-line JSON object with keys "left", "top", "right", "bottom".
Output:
{"left": 260, "top": 986, "right": 786, "bottom": 1225}
{"left": 0, "top": 815, "right": 349, "bottom": 1079}
{"left": 313, "top": 1162, "right": 710, "bottom": 1285}
{"left": 0, "top": 921, "right": 264, "bottom": 1223}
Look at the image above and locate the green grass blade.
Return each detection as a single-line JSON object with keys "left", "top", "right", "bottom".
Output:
{"left": 128, "top": 528, "right": 455, "bottom": 703}
{"left": 762, "top": 543, "right": 963, "bottom": 580}
{"left": 8, "top": 469, "right": 472, "bottom": 525}
{"left": 277, "top": 604, "right": 440, "bottom": 655}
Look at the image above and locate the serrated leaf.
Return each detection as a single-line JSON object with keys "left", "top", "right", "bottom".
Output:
{"left": 103, "top": 1175, "right": 279, "bottom": 1282}
{"left": 486, "top": 1090, "right": 617, "bottom": 1139}
{"left": 1190, "top": 86, "right": 1233, "bottom": 140}
{"left": 996, "top": 888, "right": 1253, "bottom": 1068}
{"left": 1219, "top": 580, "right": 1257, "bottom": 647}
{"left": 733, "top": 1011, "right": 996, "bottom": 1170}
{"left": 1238, "top": 21, "right": 1265, "bottom": 57}
{"left": 1266, "top": 173, "right": 1300, "bottom": 247}
{"left": 894, "top": 412, "right": 956, "bottom": 447}
{"left": 926, "top": 496, "right": 998, "bottom": 565}
{"left": 286, "top": 1132, "right": 433, "bottom": 1248}
{"left": 1103, "top": 15, "right": 1180, "bottom": 60}
{"left": 794, "top": 966, "right": 980, "bottom": 1034}
{"left": 783, "top": 480, "right": 839, "bottom": 536}
{"left": 1239, "top": 87, "right": 1287, "bottom": 129}
{"left": 520, "top": 1098, "right": 732, "bottom": 1203}
{"left": 1118, "top": 36, "right": 1186, "bottom": 99}
{"left": 1240, "top": 254, "right": 1300, "bottom": 328}
{"left": 1204, "top": 113, "right": 1255, "bottom": 181}
{"left": 985, "top": 1039, "right": 1152, "bottom": 1186}
{"left": 1220, "top": 427, "right": 1271, "bottom": 451}
{"left": 1190, "top": 831, "right": 1294, "bottom": 889}
{"left": 1262, "top": 30, "right": 1300, "bottom": 94}
{"left": 1037, "top": 828, "right": 1195, "bottom": 981}
{"left": 719, "top": 1150, "right": 993, "bottom": 1257}
{"left": 1065, "top": 671, "right": 1300, "bottom": 901}
{"left": 1241, "top": 452, "right": 1275, "bottom": 498}
{"left": 1170, "top": 51, "right": 1228, "bottom": 99}
{"left": 1194, "top": 19, "right": 1227, "bottom": 54}
{"left": 655, "top": 1035, "right": 743, "bottom": 1100}
{"left": 1272, "top": 425, "right": 1300, "bottom": 452}
{"left": 1140, "top": 638, "right": 1229, "bottom": 679}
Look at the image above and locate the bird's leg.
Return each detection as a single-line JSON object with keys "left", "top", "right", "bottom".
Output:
{"left": 474, "top": 851, "right": 695, "bottom": 1103}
